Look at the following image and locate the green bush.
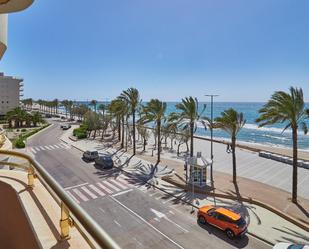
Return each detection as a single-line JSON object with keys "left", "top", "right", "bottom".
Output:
{"left": 15, "top": 139, "right": 25, "bottom": 148}
{"left": 73, "top": 125, "right": 87, "bottom": 139}
{"left": 21, "top": 128, "right": 27, "bottom": 132}
{"left": 76, "top": 132, "right": 87, "bottom": 139}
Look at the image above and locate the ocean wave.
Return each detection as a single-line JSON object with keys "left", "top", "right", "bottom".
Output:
{"left": 243, "top": 124, "right": 292, "bottom": 134}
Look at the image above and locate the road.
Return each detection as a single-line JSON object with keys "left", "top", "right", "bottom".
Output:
{"left": 27, "top": 121, "right": 270, "bottom": 249}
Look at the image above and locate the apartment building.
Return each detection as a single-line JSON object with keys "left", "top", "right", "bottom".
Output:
{"left": 0, "top": 72, "right": 23, "bottom": 115}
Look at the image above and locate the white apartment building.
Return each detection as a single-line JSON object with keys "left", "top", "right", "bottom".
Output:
{"left": 0, "top": 72, "right": 23, "bottom": 115}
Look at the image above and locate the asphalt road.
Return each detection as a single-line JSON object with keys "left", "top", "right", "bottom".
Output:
{"left": 27, "top": 120, "right": 271, "bottom": 249}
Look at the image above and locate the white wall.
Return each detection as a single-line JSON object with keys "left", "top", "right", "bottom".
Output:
{"left": 0, "top": 14, "right": 7, "bottom": 59}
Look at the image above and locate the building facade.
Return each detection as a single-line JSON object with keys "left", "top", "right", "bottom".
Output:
{"left": 0, "top": 72, "right": 23, "bottom": 115}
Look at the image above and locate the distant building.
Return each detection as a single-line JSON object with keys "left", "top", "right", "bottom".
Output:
{"left": 0, "top": 72, "right": 23, "bottom": 116}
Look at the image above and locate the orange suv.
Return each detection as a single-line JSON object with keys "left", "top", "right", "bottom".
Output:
{"left": 197, "top": 205, "right": 247, "bottom": 239}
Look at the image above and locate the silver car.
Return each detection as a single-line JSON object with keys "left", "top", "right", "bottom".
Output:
{"left": 82, "top": 150, "right": 99, "bottom": 161}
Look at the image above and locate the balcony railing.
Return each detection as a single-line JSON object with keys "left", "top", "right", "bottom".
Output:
{"left": 0, "top": 150, "right": 121, "bottom": 249}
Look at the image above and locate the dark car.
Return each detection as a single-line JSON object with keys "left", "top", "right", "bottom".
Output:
{"left": 82, "top": 150, "right": 99, "bottom": 161}
{"left": 95, "top": 156, "right": 114, "bottom": 169}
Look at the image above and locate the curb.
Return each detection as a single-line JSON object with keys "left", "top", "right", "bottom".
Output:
{"left": 247, "top": 232, "right": 274, "bottom": 247}
{"left": 162, "top": 176, "right": 309, "bottom": 233}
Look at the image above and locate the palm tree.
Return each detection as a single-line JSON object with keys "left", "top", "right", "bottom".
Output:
{"left": 214, "top": 108, "right": 246, "bottom": 183}
{"left": 120, "top": 88, "right": 140, "bottom": 155}
{"left": 256, "top": 87, "right": 308, "bottom": 203}
{"left": 90, "top": 99, "right": 98, "bottom": 113}
{"left": 98, "top": 103, "right": 106, "bottom": 117}
{"left": 142, "top": 99, "right": 167, "bottom": 163}
{"left": 173, "top": 97, "right": 206, "bottom": 157}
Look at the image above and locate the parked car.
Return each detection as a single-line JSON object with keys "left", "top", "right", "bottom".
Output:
{"left": 82, "top": 150, "right": 99, "bottom": 161}
{"left": 95, "top": 156, "right": 114, "bottom": 169}
{"left": 61, "top": 124, "right": 71, "bottom": 130}
{"left": 197, "top": 205, "right": 247, "bottom": 239}
{"left": 273, "top": 243, "right": 309, "bottom": 249}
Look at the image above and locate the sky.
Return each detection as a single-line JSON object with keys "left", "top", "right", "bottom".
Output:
{"left": 1, "top": 0, "right": 309, "bottom": 102}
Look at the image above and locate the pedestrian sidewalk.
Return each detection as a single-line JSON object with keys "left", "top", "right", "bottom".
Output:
{"left": 60, "top": 129, "right": 309, "bottom": 245}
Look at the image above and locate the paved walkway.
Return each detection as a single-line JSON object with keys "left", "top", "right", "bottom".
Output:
{"left": 58, "top": 126, "right": 309, "bottom": 245}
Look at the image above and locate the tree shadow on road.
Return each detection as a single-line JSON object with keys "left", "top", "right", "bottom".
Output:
{"left": 272, "top": 226, "right": 309, "bottom": 244}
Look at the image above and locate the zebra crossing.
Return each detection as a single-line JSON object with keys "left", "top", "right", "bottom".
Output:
{"left": 65, "top": 175, "right": 135, "bottom": 204}
{"left": 29, "top": 142, "right": 71, "bottom": 154}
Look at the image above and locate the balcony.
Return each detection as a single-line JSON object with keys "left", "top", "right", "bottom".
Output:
{"left": 0, "top": 150, "right": 120, "bottom": 249}
{"left": 0, "top": 14, "right": 7, "bottom": 59}
{"left": 0, "top": 0, "right": 33, "bottom": 14}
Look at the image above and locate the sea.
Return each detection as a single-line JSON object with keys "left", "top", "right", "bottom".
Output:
{"left": 71, "top": 101, "right": 309, "bottom": 151}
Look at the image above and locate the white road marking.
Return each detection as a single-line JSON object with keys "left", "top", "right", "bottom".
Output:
{"left": 112, "top": 189, "right": 133, "bottom": 197}
{"left": 150, "top": 208, "right": 188, "bottom": 233}
{"left": 54, "top": 144, "right": 60, "bottom": 149}
{"left": 64, "top": 182, "right": 88, "bottom": 190}
{"left": 44, "top": 145, "right": 52, "bottom": 150}
{"left": 162, "top": 196, "right": 175, "bottom": 204}
{"left": 58, "top": 143, "right": 66, "bottom": 148}
{"left": 169, "top": 210, "right": 175, "bottom": 215}
{"left": 99, "top": 207, "right": 105, "bottom": 213}
{"left": 81, "top": 186, "right": 98, "bottom": 199}
{"left": 72, "top": 189, "right": 89, "bottom": 202}
{"left": 110, "top": 196, "right": 185, "bottom": 249}
{"left": 61, "top": 142, "right": 70, "bottom": 149}
{"left": 30, "top": 148, "right": 37, "bottom": 154}
{"left": 103, "top": 180, "right": 120, "bottom": 192}
{"left": 89, "top": 184, "right": 106, "bottom": 196}
{"left": 34, "top": 147, "right": 40, "bottom": 151}
{"left": 117, "top": 175, "right": 131, "bottom": 185}
{"left": 39, "top": 146, "right": 46, "bottom": 151}
{"left": 97, "top": 182, "right": 114, "bottom": 194}
{"left": 109, "top": 179, "right": 127, "bottom": 189}
{"left": 114, "top": 220, "right": 122, "bottom": 227}
{"left": 49, "top": 145, "right": 55, "bottom": 149}
{"left": 66, "top": 190, "right": 80, "bottom": 204}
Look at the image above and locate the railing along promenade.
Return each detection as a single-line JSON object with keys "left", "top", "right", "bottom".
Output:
{"left": 0, "top": 150, "right": 121, "bottom": 249}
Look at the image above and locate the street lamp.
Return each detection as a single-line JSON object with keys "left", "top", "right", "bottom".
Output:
{"left": 205, "top": 94, "right": 218, "bottom": 183}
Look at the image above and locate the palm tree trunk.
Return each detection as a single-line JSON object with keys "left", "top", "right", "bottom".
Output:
{"left": 292, "top": 128, "right": 298, "bottom": 203}
{"left": 190, "top": 122, "right": 194, "bottom": 157}
{"left": 232, "top": 136, "right": 237, "bottom": 183}
{"left": 132, "top": 111, "right": 136, "bottom": 155}
{"left": 143, "top": 137, "right": 146, "bottom": 151}
{"left": 121, "top": 117, "right": 125, "bottom": 149}
{"left": 157, "top": 121, "right": 161, "bottom": 163}
{"left": 118, "top": 117, "right": 121, "bottom": 142}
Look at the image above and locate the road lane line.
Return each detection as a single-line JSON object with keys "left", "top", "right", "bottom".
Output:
{"left": 58, "top": 143, "right": 66, "bottom": 148}
{"left": 54, "top": 144, "right": 60, "bottom": 149}
{"left": 81, "top": 186, "right": 98, "bottom": 199}
{"left": 64, "top": 182, "right": 89, "bottom": 190}
{"left": 89, "top": 184, "right": 106, "bottom": 196}
{"left": 30, "top": 148, "right": 37, "bottom": 154}
{"left": 114, "top": 220, "right": 122, "bottom": 227}
{"left": 72, "top": 189, "right": 89, "bottom": 202}
{"left": 49, "top": 145, "right": 55, "bottom": 149}
{"left": 112, "top": 189, "right": 133, "bottom": 197}
{"left": 110, "top": 196, "right": 185, "bottom": 249}
{"left": 102, "top": 180, "right": 120, "bottom": 192}
{"left": 34, "top": 147, "right": 40, "bottom": 151}
{"left": 109, "top": 179, "right": 127, "bottom": 189}
{"left": 97, "top": 182, "right": 114, "bottom": 194}
{"left": 44, "top": 145, "right": 52, "bottom": 150}
{"left": 66, "top": 190, "right": 80, "bottom": 204}
{"left": 39, "top": 146, "right": 46, "bottom": 151}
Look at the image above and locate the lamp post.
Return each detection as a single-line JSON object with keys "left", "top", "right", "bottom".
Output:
{"left": 205, "top": 94, "right": 218, "bottom": 183}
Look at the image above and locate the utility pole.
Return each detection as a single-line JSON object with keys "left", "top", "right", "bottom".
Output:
{"left": 205, "top": 94, "right": 218, "bottom": 184}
